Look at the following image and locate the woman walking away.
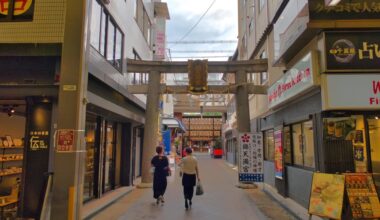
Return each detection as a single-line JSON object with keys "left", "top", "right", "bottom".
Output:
{"left": 178, "top": 147, "right": 200, "bottom": 210}
{"left": 151, "top": 146, "right": 171, "bottom": 205}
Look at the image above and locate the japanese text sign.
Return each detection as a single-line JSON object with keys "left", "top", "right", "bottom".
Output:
{"left": 310, "top": 0, "right": 380, "bottom": 20}
{"left": 268, "top": 52, "right": 315, "bottom": 109}
{"left": 56, "top": 129, "right": 75, "bottom": 152}
{"left": 239, "top": 133, "right": 264, "bottom": 182}
{"left": 322, "top": 74, "right": 380, "bottom": 110}
{"left": 325, "top": 31, "right": 380, "bottom": 72}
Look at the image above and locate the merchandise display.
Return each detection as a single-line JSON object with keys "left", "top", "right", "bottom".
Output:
{"left": 0, "top": 135, "right": 24, "bottom": 217}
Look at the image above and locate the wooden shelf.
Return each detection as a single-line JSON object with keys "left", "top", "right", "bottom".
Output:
{"left": 0, "top": 159, "right": 23, "bottom": 162}
{"left": 0, "top": 199, "right": 17, "bottom": 207}
{"left": 0, "top": 147, "right": 23, "bottom": 149}
{"left": 0, "top": 171, "right": 22, "bottom": 177}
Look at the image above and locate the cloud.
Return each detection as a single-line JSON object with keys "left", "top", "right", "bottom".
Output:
{"left": 164, "top": 0, "right": 238, "bottom": 61}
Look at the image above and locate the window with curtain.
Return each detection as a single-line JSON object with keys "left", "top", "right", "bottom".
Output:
{"left": 283, "top": 126, "right": 292, "bottom": 164}
{"left": 264, "top": 129, "right": 275, "bottom": 161}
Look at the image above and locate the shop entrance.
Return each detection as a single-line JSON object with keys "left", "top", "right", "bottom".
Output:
{"left": 368, "top": 116, "right": 380, "bottom": 192}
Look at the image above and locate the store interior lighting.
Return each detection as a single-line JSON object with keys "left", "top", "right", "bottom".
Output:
{"left": 6, "top": 107, "right": 15, "bottom": 117}
{"left": 1, "top": 105, "right": 18, "bottom": 117}
{"left": 325, "top": 0, "right": 341, "bottom": 6}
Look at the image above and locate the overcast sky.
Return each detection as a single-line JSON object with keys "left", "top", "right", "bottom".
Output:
{"left": 164, "top": 0, "right": 238, "bottom": 61}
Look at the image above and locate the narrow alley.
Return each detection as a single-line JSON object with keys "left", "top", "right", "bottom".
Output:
{"left": 88, "top": 154, "right": 292, "bottom": 220}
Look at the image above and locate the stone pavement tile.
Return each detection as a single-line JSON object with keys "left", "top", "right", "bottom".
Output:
{"left": 245, "top": 188, "right": 298, "bottom": 220}
{"left": 90, "top": 155, "right": 301, "bottom": 220}
{"left": 90, "top": 188, "right": 146, "bottom": 220}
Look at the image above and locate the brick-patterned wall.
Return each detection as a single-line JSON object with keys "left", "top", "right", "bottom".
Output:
{"left": 0, "top": 0, "right": 65, "bottom": 43}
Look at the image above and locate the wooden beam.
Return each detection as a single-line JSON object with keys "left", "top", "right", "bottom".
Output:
{"left": 127, "top": 84, "right": 268, "bottom": 94}
{"left": 174, "top": 106, "right": 227, "bottom": 113}
{"left": 126, "top": 59, "right": 268, "bottom": 73}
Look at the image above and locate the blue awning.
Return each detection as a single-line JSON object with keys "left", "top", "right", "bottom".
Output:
{"left": 162, "top": 118, "right": 187, "bottom": 132}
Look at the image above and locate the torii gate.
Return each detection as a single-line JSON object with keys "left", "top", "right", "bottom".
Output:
{"left": 126, "top": 58, "right": 268, "bottom": 186}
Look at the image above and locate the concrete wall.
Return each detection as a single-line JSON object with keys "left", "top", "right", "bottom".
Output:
{"left": 286, "top": 166, "right": 313, "bottom": 208}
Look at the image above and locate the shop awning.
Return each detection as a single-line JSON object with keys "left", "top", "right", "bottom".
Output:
{"left": 162, "top": 118, "right": 187, "bottom": 133}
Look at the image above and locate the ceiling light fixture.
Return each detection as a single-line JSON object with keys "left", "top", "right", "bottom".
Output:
{"left": 7, "top": 107, "right": 15, "bottom": 117}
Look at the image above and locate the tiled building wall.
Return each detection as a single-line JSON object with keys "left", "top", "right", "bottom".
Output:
{"left": 0, "top": 0, "right": 65, "bottom": 43}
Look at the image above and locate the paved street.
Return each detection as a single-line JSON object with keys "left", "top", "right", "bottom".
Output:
{"left": 90, "top": 154, "right": 273, "bottom": 220}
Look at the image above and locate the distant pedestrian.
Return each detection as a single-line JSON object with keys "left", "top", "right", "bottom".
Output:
{"left": 178, "top": 147, "right": 200, "bottom": 210}
{"left": 151, "top": 146, "right": 171, "bottom": 205}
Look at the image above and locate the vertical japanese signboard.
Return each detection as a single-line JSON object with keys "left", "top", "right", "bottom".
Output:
{"left": 239, "top": 133, "right": 263, "bottom": 182}
{"left": 345, "top": 174, "right": 380, "bottom": 219}
{"left": 154, "top": 20, "right": 166, "bottom": 60}
{"left": 274, "top": 128, "right": 283, "bottom": 179}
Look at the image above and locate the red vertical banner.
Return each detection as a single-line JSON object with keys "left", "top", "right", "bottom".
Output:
{"left": 274, "top": 128, "right": 283, "bottom": 179}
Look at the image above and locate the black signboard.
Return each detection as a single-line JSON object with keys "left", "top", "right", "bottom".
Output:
{"left": 309, "top": 0, "right": 380, "bottom": 20}
{"left": 20, "top": 98, "right": 52, "bottom": 218}
{"left": 0, "top": 0, "right": 35, "bottom": 22}
{"left": 324, "top": 31, "right": 380, "bottom": 72}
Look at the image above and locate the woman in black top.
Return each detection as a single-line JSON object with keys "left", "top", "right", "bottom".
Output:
{"left": 151, "top": 146, "right": 171, "bottom": 204}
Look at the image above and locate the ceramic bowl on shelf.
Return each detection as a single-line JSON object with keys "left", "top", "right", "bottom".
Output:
{"left": 13, "top": 139, "right": 22, "bottom": 147}
{"left": 3, "top": 140, "right": 9, "bottom": 147}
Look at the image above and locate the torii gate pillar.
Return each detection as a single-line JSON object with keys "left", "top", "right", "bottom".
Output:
{"left": 140, "top": 70, "right": 161, "bottom": 187}
{"left": 235, "top": 70, "right": 250, "bottom": 133}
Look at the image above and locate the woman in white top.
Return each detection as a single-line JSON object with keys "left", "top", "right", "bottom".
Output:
{"left": 178, "top": 147, "right": 200, "bottom": 210}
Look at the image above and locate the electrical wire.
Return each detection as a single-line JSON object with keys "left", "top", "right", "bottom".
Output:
{"left": 168, "top": 40, "right": 237, "bottom": 44}
{"left": 173, "top": 0, "right": 217, "bottom": 45}
{"left": 171, "top": 50, "right": 235, "bottom": 53}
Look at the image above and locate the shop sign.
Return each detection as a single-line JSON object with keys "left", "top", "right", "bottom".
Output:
{"left": 345, "top": 174, "right": 380, "bottom": 219}
{"left": 309, "top": 0, "right": 380, "bottom": 20}
{"left": 308, "top": 172, "right": 345, "bottom": 219}
{"left": 268, "top": 52, "right": 315, "bottom": 109}
{"left": 274, "top": 128, "right": 283, "bottom": 180}
{"left": 0, "top": 0, "right": 35, "bottom": 22}
{"left": 29, "top": 130, "right": 49, "bottom": 151}
{"left": 325, "top": 31, "right": 380, "bottom": 72}
{"left": 154, "top": 29, "right": 166, "bottom": 60}
{"left": 322, "top": 74, "right": 380, "bottom": 110}
{"left": 56, "top": 129, "right": 75, "bottom": 152}
{"left": 238, "top": 133, "right": 263, "bottom": 182}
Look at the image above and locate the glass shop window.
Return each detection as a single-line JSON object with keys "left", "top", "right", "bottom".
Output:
{"left": 264, "top": 129, "right": 275, "bottom": 161}
{"left": 291, "top": 120, "right": 315, "bottom": 168}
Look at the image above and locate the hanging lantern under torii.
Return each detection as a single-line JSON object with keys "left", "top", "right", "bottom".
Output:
{"left": 188, "top": 59, "right": 208, "bottom": 94}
